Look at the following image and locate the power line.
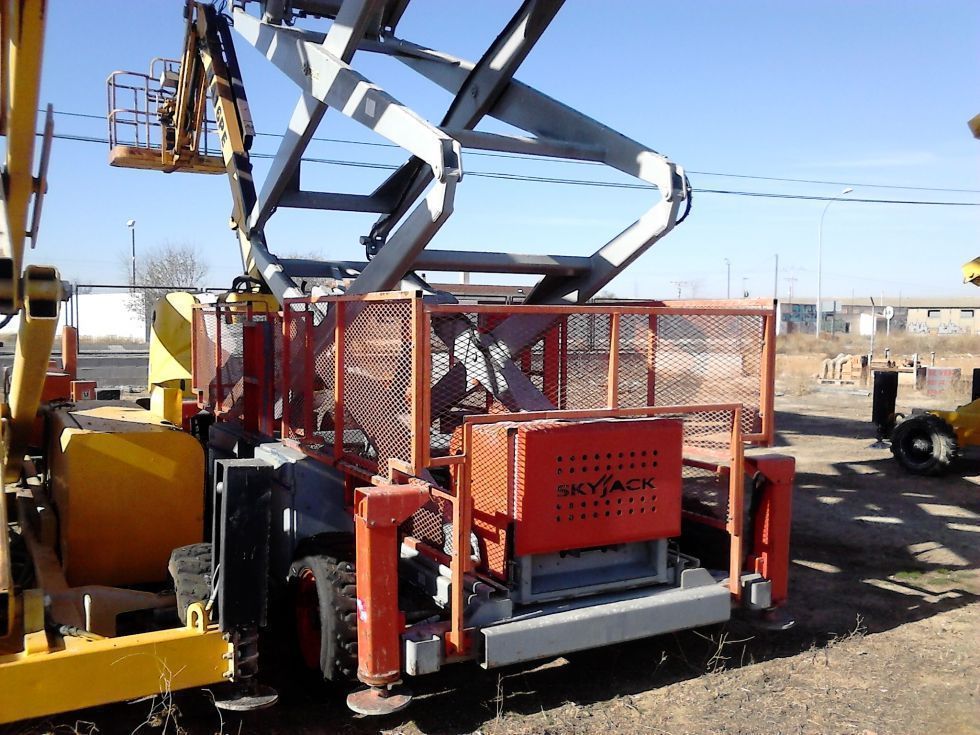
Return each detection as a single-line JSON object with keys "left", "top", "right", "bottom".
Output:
{"left": 44, "top": 107, "right": 980, "bottom": 195}
{"left": 43, "top": 130, "right": 980, "bottom": 207}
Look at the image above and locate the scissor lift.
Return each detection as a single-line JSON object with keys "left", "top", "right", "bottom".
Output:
{"left": 1, "top": 1, "right": 794, "bottom": 725}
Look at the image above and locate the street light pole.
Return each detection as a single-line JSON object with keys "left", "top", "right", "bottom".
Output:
{"left": 126, "top": 219, "right": 136, "bottom": 288}
{"left": 724, "top": 258, "right": 731, "bottom": 298}
{"left": 816, "top": 187, "right": 853, "bottom": 338}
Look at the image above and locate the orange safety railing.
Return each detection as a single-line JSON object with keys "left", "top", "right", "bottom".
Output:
{"left": 277, "top": 292, "right": 776, "bottom": 479}
{"left": 191, "top": 302, "right": 282, "bottom": 427}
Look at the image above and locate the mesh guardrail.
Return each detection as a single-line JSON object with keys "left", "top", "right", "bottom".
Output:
{"left": 191, "top": 303, "right": 281, "bottom": 421}
{"left": 277, "top": 294, "right": 774, "bottom": 478}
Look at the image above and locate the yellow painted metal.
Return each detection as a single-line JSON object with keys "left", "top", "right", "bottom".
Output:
{"left": 222, "top": 291, "right": 278, "bottom": 311}
{"left": 21, "top": 589, "right": 47, "bottom": 655}
{"left": 148, "top": 291, "right": 199, "bottom": 398}
{"left": 150, "top": 384, "right": 184, "bottom": 426}
{"left": 0, "top": 603, "right": 233, "bottom": 725}
{"left": 931, "top": 398, "right": 980, "bottom": 449}
{"left": 0, "top": 0, "right": 47, "bottom": 312}
{"left": 108, "top": 145, "right": 226, "bottom": 174}
{"left": 3, "top": 265, "right": 60, "bottom": 483}
{"left": 47, "top": 404, "right": 204, "bottom": 586}
{"left": 962, "top": 257, "right": 980, "bottom": 286}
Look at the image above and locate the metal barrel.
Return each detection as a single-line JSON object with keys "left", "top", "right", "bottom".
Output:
{"left": 923, "top": 367, "right": 961, "bottom": 397}
{"left": 871, "top": 370, "right": 899, "bottom": 439}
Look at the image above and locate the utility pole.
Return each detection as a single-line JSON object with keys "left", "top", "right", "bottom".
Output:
{"left": 773, "top": 254, "right": 779, "bottom": 299}
{"left": 724, "top": 258, "right": 731, "bottom": 298}
{"left": 669, "top": 280, "right": 689, "bottom": 299}
{"left": 126, "top": 219, "right": 137, "bottom": 288}
{"left": 786, "top": 275, "right": 797, "bottom": 302}
{"left": 817, "top": 187, "right": 853, "bottom": 338}
{"left": 741, "top": 276, "right": 749, "bottom": 298}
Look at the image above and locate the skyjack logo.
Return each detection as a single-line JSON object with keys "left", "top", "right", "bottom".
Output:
{"left": 556, "top": 473, "right": 655, "bottom": 499}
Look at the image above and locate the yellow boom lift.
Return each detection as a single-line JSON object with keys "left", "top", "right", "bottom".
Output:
{"left": 0, "top": 1, "right": 233, "bottom": 722}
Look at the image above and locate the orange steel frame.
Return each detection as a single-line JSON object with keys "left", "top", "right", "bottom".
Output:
{"left": 438, "top": 403, "right": 746, "bottom": 655}
{"left": 200, "top": 293, "right": 781, "bottom": 668}
{"left": 275, "top": 292, "right": 777, "bottom": 470}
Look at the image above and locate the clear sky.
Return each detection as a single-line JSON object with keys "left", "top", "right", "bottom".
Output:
{"left": 25, "top": 0, "right": 980, "bottom": 304}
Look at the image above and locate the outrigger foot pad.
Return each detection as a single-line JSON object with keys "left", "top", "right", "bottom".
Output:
{"left": 756, "top": 606, "right": 796, "bottom": 631}
{"left": 346, "top": 684, "right": 413, "bottom": 716}
{"left": 212, "top": 682, "right": 279, "bottom": 712}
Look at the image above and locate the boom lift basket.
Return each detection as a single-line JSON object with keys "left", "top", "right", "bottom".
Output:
{"left": 107, "top": 58, "right": 224, "bottom": 173}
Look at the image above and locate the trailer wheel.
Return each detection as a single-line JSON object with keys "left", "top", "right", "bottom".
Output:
{"left": 890, "top": 414, "right": 958, "bottom": 475}
{"left": 168, "top": 543, "right": 213, "bottom": 625}
{"left": 289, "top": 554, "right": 358, "bottom": 682}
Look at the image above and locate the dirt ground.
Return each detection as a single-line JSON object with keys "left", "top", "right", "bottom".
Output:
{"left": 8, "top": 372, "right": 980, "bottom": 735}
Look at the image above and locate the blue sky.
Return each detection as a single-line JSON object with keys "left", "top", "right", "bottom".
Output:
{"left": 25, "top": 1, "right": 980, "bottom": 303}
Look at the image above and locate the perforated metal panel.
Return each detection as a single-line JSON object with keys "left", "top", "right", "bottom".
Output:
{"left": 468, "top": 422, "right": 519, "bottom": 580}
{"left": 513, "top": 419, "right": 683, "bottom": 556}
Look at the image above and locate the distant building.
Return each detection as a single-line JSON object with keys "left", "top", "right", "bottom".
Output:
{"left": 777, "top": 298, "right": 979, "bottom": 336}
{"left": 905, "top": 302, "right": 978, "bottom": 335}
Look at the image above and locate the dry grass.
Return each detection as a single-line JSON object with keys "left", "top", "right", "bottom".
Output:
{"left": 778, "top": 364, "right": 816, "bottom": 396}
{"left": 777, "top": 331, "right": 980, "bottom": 358}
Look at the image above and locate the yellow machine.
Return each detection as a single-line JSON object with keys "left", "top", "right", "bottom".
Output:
{"left": 0, "top": 1, "right": 233, "bottom": 723}
{"left": 888, "top": 256, "right": 980, "bottom": 474}
{"left": 963, "top": 256, "right": 980, "bottom": 286}
{"left": 47, "top": 404, "right": 204, "bottom": 587}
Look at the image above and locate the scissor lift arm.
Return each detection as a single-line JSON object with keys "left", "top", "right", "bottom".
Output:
{"left": 226, "top": 0, "right": 689, "bottom": 306}
{"left": 130, "top": 0, "right": 691, "bottom": 416}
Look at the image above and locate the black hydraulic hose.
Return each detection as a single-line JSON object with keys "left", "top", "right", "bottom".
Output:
{"left": 676, "top": 174, "right": 693, "bottom": 225}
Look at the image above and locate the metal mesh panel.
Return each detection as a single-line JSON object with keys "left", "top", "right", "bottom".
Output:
{"left": 282, "top": 302, "right": 313, "bottom": 440}
{"left": 248, "top": 311, "right": 283, "bottom": 432}
{"left": 618, "top": 313, "right": 655, "bottom": 409}
{"left": 402, "top": 496, "right": 453, "bottom": 556}
{"left": 334, "top": 300, "right": 414, "bottom": 476}
{"left": 277, "top": 297, "right": 769, "bottom": 480}
{"left": 191, "top": 307, "right": 215, "bottom": 402}
{"left": 190, "top": 304, "right": 245, "bottom": 416}
{"left": 468, "top": 422, "right": 519, "bottom": 579}
{"left": 682, "top": 462, "right": 729, "bottom": 524}
{"left": 271, "top": 311, "right": 284, "bottom": 424}
{"left": 648, "top": 313, "right": 765, "bottom": 436}
{"left": 563, "top": 313, "right": 612, "bottom": 410}
{"left": 425, "top": 306, "right": 768, "bottom": 457}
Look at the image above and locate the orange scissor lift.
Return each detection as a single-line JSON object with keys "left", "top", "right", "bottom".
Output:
{"left": 94, "top": 0, "right": 796, "bottom": 717}
{"left": 0, "top": 1, "right": 797, "bottom": 724}
{"left": 189, "top": 292, "right": 793, "bottom": 713}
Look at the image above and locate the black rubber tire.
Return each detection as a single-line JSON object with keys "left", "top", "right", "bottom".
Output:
{"left": 288, "top": 553, "right": 358, "bottom": 682}
{"left": 890, "top": 414, "right": 958, "bottom": 476}
{"left": 168, "top": 543, "right": 213, "bottom": 625}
